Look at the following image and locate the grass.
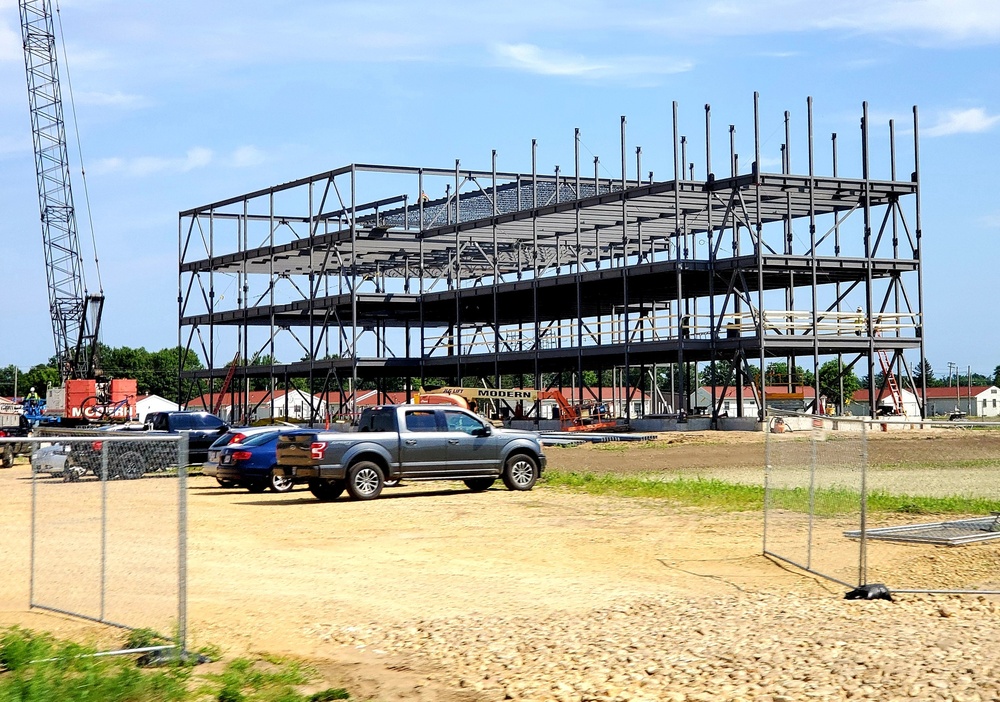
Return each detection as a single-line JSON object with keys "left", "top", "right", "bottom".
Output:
{"left": 868, "top": 457, "right": 1000, "bottom": 471}
{"left": 592, "top": 441, "right": 666, "bottom": 452}
{"left": 0, "top": 627, "right": 190, "bottom": 701}
{"left": 542, "top": 470, "right": 1000, "bottom": 517}
{"left": 0, "top": 627, "right": 352, "bottom": 702}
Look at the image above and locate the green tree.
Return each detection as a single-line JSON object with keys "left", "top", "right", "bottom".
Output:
{"left": 764, "top": 362, "right": 814, "bottom": 387}
{"left": 970, "top": 371, "right": 992, "bottom": 386}
{"left": 912, "top": 359, "right": 935, "bottom": 388}
{"left": 818, "top": 359, "right": 862, "bottom": 410}
{"left": 149, "top": 347, "right": 204, "bottom": 403}
{"left": 99, "top": 344, "right": 154, "bottom": 390}
{"left": 0, "top": 365, "right": 20, "bottom": 397}
{"left": 699, "top": 360, "right": 735, "bottom": 387}
{"left": 22, "top": 363, "right": 60, "bottom": 396}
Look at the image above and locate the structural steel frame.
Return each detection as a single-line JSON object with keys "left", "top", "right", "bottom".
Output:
{"left": 178, "top": 94, "right": 925, "bottom": 426}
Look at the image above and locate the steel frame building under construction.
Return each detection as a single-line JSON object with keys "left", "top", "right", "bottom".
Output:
{"left": 177, "top": 94, "right": 926, "bottom": 426}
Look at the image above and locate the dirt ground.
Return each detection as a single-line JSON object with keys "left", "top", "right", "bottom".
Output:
{"left": 2, "top": 430, "right": 999, "bottom": 700}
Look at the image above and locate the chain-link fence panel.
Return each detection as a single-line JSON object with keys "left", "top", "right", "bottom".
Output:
{"left": 765, "top": 414, "right": 1000, "bottom": 594}
{"left": 859, "top": 420, "right": 1000, "bottom": 594}
{"left": 16, "top": 434, "right": 187, "bottom": 652}
{"left": 764, "top": 411, "right": 867, "bottom": 588}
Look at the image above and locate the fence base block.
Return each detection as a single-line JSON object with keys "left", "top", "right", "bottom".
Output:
{"left": 845, "top": 583, "right": 893, "bottom": 601}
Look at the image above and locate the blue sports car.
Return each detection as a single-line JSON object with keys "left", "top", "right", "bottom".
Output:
{"left": 216, "top": 431, "right": 292, "bottom": 493}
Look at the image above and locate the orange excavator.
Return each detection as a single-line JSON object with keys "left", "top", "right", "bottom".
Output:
{"left": 415, "top": 387, "right": 619, "bottom": 432}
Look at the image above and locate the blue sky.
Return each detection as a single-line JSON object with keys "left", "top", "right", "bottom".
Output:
{"left": 0, "top": 0, "right": 998, "bottom": 379}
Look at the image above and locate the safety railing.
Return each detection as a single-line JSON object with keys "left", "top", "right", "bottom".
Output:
{"left": 421, "top": 309, "right": 919, "bottom": 357}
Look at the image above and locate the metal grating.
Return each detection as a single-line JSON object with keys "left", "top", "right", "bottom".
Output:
{"left": 845, "top": 516, "right": 1000, "bottom": 546}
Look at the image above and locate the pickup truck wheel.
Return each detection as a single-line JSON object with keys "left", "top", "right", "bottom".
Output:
{"left": 246, "top": 481, "right": 268, "bottom": 494}
{"left": 346, "top": 461, "right": 384, "bottom": 501}
{"left": 309, "top": 479, "right": 345, "bottom": 502}
{"left": 269, "top": 469, "right": 294, "bottom": 493}
{"left": 464, "top": 478, "right": 495, "bottom": 492}
{"left": 384, "top": 478, "right": 400, "bottom": 488}
{"left": 216, "top": 478, "right": 236, "bottom": 488}
{"left": 1, "top": 444, "right": 13, "bottom": 468}
{"left": 502, "top": 454, "right": 539, "bottom": 491}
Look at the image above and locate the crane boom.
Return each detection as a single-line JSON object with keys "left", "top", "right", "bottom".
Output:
{"left": 19, "top": 0, "right": 102, "bottom": 381}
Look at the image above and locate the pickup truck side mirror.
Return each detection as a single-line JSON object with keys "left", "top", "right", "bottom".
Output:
{"left": 473, "top": 425, "right": 493, "bottom": 437}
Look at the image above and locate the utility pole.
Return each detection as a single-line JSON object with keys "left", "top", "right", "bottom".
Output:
{"left": 968, "top": 365, "right": 972, "bottom": 416}
{"left": 946, "top": 362, "right": 961, "bottom": 410}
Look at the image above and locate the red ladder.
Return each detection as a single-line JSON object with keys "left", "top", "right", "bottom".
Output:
{"left": 213, "top": 354, "right": 241, "bottom": 415}
{"left": 876, "top": 349, "right": 906, "bottom": 417}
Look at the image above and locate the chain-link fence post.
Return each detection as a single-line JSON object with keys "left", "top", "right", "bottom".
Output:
{"left": 29, "top": 445, "right": 37, "bottom": 608}
{"left": 177, "top": 432, "right": 188, "bottom": 655}
{"left": 100, "top": 440, "right": 108, "bottom": 622}
{"left": 858, "top": 419, "right": 869, "bottom": 587}
{"left": 807, "top": 418, "right": 817, "bottom": 571}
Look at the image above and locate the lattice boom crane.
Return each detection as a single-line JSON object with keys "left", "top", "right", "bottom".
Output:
{"left": 19, "top": 0, "right": 103, "bottom": 382}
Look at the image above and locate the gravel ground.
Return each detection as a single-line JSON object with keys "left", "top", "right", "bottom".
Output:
{"left": 310, "top": 590, "right": 1000, "bottom": 702}
{"left": 5, "top": 429, "right": 1000, "bottom": 702}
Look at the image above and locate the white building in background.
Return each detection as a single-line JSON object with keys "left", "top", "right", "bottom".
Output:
{"left": 849, "top": 388, "right": 922, "bottom": 417}
{"left": 920, "top": 386, "right": 1000, "bottom": 417}
{"left": 692, "top": 385, "right": 819, "bottom": 417}
{"left": 850, "top": 386, "right": 1000, "bottom": 418}
{"left": 186, "top": 389, "right": 328, "bottom": 424}
{"left": 135, "top": 394, "right": 179, "bottom": 421}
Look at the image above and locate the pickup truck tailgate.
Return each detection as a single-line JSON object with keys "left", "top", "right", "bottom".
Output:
{"left": 275, "top": 432, "right": 317, "bottom": 476}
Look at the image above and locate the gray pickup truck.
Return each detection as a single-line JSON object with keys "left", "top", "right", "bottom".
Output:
{"left": 274, "top": 404, "right": 546, "bottom": 501}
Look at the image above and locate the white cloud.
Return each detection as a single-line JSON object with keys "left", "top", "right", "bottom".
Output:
{"left": 818, "top": 0, "right": 1000, "bottom": 45}
{"left": 93, "top": 147, "right": 213, "bottom": 177}
{"left": 630, "top": 0, "right": 1000, "bottom": 46}
{"left": 757, "top": 156, "right": 784, "bottom": 171}
{"left": 491, "top": 43, "right": 693, "bottom": 82}
{"left": 90, "top": 145, "right": 268, "bottom": 177}
{"left": 757, "top": 50, "right": 801, "bottom": 58}
{"left": 228, "top": 145, "right": 266, "bottom": 168}
{"left": 493, "top": 44, "right": 608, "bottom": 77}
{"left": 0, "top": 133, "right": 30, "bottom": 157}
{"left": 0, "top": 13, "right": 19, "bottom": 62}
{"left": 979, "top": 213, "right": 1000, "bottom": 228}
{"left": 924, "top": 108, "right": 1000, "bottom": 137}
{"left": 74, "top": 90, "right": 151, "bottom": 109}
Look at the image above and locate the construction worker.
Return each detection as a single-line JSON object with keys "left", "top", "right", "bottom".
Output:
{"left": 25, "top": 387, "right": 40, "bottom": 412}
{"left": 853, "top": 307, "right": 865, "bottom": 336}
